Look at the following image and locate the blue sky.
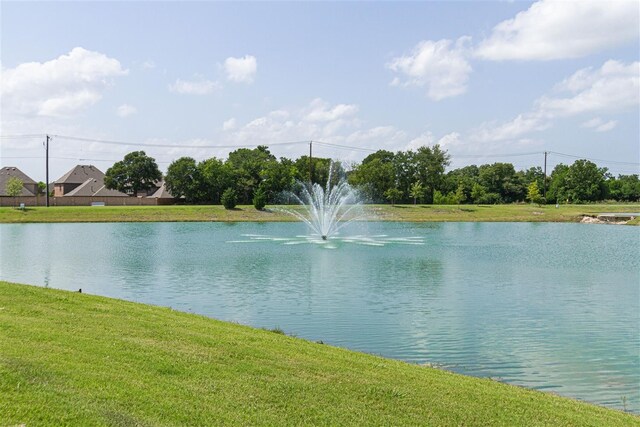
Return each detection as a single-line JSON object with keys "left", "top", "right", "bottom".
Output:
{"left": 1, "top": 1, "right": 638, "bottom": 181}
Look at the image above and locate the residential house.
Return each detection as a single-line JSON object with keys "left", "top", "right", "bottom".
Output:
{"left": 54, "top": 165, "right": 105, "bottom": 196}
{"left": 0, "top": 166, "right": 38, "bottom": 196}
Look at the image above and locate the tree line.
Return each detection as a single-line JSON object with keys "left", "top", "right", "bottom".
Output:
{"left": 103, "top": 146, "right": 640, "bottom": 207}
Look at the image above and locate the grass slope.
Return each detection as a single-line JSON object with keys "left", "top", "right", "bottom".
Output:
{"left": 1, "top": 282, "right": 636, "bottom": 426}
{"left": 1, "top": 203, "right": 639, "bottom": 224}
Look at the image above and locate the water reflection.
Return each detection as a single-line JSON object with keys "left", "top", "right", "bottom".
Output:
{"left": 0, "top": 221, "right": 637, "bottom": 413}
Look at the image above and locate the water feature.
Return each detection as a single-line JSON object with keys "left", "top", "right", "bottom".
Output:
{"left": 1, "top": 221, "right": 638, "bottom": 413}
{"left": 281, "top": 164, "right": 363, "bottom": 241}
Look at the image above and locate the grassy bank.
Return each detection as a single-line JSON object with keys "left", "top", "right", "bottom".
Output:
{"left": 0, "top": 282, "right": 636, "bottom": 425}
{"left": 1, "top": 203, "right": 639, "bottom": 223}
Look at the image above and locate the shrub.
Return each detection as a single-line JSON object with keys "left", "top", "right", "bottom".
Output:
{"left": 253, "top": 187, "right": 267, "bottom": 211}
{"left": 221, "top": 188, "right": 237, "bottom": 209}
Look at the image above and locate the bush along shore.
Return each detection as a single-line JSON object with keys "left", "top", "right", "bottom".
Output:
{"left": 0, "top": 281, "right": 637, "bottom": 426}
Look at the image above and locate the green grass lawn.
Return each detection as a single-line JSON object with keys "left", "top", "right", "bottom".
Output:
{"left": 0, "top": 282, "right": 637, "bottom": 426}
{"left": 1, "top": 203, "right": 639, "bottom": 224}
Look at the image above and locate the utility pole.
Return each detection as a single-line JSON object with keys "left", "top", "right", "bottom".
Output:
{"left": 46, "top": 134, "right": 50, "bottom": 207}
{"left": 309, "top": 140, "right": 313, "bottom": 184}
{"left": 543, "top": 151, "right": 548, "bottom": 199}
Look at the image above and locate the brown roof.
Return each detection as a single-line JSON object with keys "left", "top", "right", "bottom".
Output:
{"left": 0, "top": 166, "right": 36, "bottom": 185}
{"left": 64, "top": 178, "right": 129, "bottom": 197}
{"left": 92, "top": 185, "right": 129, "bottom": 197}
{"left": 55, "top": 165, "right": 104, "bottom": 185}
{"left": 148, "top": 181, "right": 174, "bottom": 199}
{"left": 0, "top": 166, "right": 37, "bottom": 196}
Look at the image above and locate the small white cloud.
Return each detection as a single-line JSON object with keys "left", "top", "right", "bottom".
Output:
{"left": 538, "top": 60, "right": 640, "bottom": 117}
{"left": 406, "top": 132, "right": 435, "bottom": 151}
{"left": 116, "top": 104, "right": 137, "bottom": 118}
{"left": 437, "top": 132, "right": 463, "bottom": 149}
{"left": 304, "top": 98, "right": 359, "bottom": 122}
{"left": 169, "top": 78, "right": 220, "bottom": 95}
{"left": 473, "top": 113, "right": 550, "bottom": 143}
{"left": 224, "top": 55, "right": 257, "bottom": 84}
{"left": 473, "top": 60, "right": 638, "bottom": 142}
{"left": 475, "top": 0, "right": 639, "bottom": 61}
{"left": 582, "top": 117, "right": 618, "bottom": 132}
{"left": 142, "top": 60, "right": 156, "bottom": 70}
{"left": 1, "top": 47, "right": 128, "bottom": 117}
{"left": 387, "top": 37, "right": 472, "bottom": 101}
{"left": 222, "top": 118, "right": 237, "bottom": 131}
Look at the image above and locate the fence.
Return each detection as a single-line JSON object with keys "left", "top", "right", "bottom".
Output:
{"left": 0, "top": 196, "right": 175, "bottom": 207}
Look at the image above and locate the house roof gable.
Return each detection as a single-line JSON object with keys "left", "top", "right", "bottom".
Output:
{"left": 55, "top": 165, "right": 104, "bottom": 185}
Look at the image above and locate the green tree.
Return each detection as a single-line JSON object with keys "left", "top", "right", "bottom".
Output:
{"left": 607, "top": 174, "right": 640, "bottom": 202}
{"left": 413, "top": 144, "right": 451, "bottom": 203}
{"left": 454, "top": 184, "right": 467, "bottom": 204}
{"left": 293, "top": 156, "right": 342, "bottom": 187}
{"left": 105, "top": 151, "right": 162, "bottom": 196}
{"left": 253, "top": 186, "right": 267, "bottom": 210}
{"left": 349, "top": 157, "right": 395, "bottom": 203}
{"left": 165, "top": 157, "right": 203, "bottom": 203}
{"left": 526, "top": 181, "right": 544, "bottom": 205}
{"left": 384, "top": 188, "right": 403, "bottom": 206}
{"left": 478, "top": 163, "right": 525, "bottom": 203}
{"left": 226, "top": 146, "right": 276, "bottom": 204}
{"left": 37, "top": 181, "right": 47, "bottom": 195}
{"left": 221, "top": 188, "right": 238, "bottom": 209}
{"left": 392, "top": 150, "right": 417, "bottom": 204}
{"left": 5, "top": 177, "right": 23, "bottom": 207}
{"left": 547, "top": 164, "right": 569, "bottom": 204}
{"left": 199, "top": 158, "right": 234, "bottom": 204}
{"left": 409, "top": 181, "right": 424, "bottom": 205}
{"left": 259, "top": 158, "right": 297, "bottom": 202}
{"left": 564, "top": 159, "right": 607, "bottom": 203}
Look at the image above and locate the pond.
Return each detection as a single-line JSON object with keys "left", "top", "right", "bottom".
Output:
{"left": 1, "top": 221, "right": 638, "bottom": 413}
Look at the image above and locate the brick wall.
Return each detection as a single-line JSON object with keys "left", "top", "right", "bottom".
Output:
{"left": 0, "top": 196, "right": 175, "bottom": 207}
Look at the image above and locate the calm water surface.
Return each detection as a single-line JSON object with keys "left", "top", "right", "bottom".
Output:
{"left": 1, "top": 221, "right": 638, "bottom": 412}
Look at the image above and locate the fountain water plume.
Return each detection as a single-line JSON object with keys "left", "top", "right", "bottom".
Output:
{"left": 283, "top": 163, "right": 363, "bottom": 240}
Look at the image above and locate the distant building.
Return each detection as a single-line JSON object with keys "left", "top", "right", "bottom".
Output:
{"left": 54, "top": 165, "right": 105, "bottom": 197}
{"left": 0, "top": 166, "right": 38, "bottom": 196}
{"left": 54, "top": 164, "right": 173, "bottom": 199}
{"left": 147, "top": 181, "right": 174, "bottom": 199}
{"left": 63, "top": 178, "right": 129, "bottom": 197}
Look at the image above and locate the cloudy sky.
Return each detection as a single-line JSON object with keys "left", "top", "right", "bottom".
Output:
{"left": 1, "top": 0, "right": 639, "bottom": 181}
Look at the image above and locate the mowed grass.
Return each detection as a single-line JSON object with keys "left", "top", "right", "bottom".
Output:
{"left": 1, "top": 282, "right": 637, "bottom": 426}
{"left": 1, "top": 203, "right": 639, "bottom": 224}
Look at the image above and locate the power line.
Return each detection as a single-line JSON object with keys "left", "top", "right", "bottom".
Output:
{"left": 548, "top": 151, "right": 640, "bottom": 166}
{"left": 50, "top": 134, "right": 310, "bottom": 149}
{"left": 314, "top": 141, "right": 378, "bottom": 153}
{"left": 3, "top": 132, "right": 638, "bottom": 169}
{"left": 0, "top": 134, "right": 46, "bottom": 139}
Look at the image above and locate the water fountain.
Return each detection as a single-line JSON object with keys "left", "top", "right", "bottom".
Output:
{"left": 283, "top": 166, "right": 362, "bottom": 241}
{"left": 228, "top": 162, "right": 424, "bottom": 247}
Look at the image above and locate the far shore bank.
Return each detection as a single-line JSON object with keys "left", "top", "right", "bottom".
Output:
{"left": 0, "top": 203, "right": 639, "bottom": 225}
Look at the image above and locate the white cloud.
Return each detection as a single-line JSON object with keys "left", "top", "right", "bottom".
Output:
{"left": 141, "top": 60, "right": 156, "bottom": 70}
{"left": 475, "top": 0, "right": 639, "bottom": 61}
{"left": 473, "top": 60, "right": 638, "bottom": 142}
{"left": 0, "top": 47, "right": 128, "bottom": 117}
{"left": 169, "top": 78, "right": 220, "bottom": 95}
{"left": 406, "top": 132, "right": 434, "bottom": 151}
{"left": 222, "top": 118, "right": 237, "bottom": 131}
{"left": 387, "top": 37, "right": 472, "bottom": 100}
{"left": 304, "top": 98, "right": 359, "bottom": 122}
{"left": 538, "top": 60, "right": 640, "bottom": 117}
{"left": 116, "top": 104, "right": 137, "bottom": 118}
{"left": 473, "top": 112, "right": 550, "bottom": 142}
{"left": 224, "top": 55, "right": 257, "bottom": 84}
{"left": 219, "top": 99, "right": 410, "bottom": 160}
{"left": 582, "top": 117, "right": 618, "bottom": 132}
